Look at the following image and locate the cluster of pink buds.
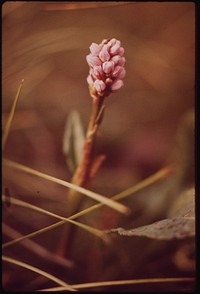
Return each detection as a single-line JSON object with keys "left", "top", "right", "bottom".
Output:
{"left": 86, "top": 38, "right": 126, "bottom": 98}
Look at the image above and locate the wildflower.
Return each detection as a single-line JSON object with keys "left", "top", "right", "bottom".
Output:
{"left": 86, "top": 38, "right": 126, "bottom": 97}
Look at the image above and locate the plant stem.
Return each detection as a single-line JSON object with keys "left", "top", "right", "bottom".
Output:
{"left": 58, "top": 96, "right": 106, "bottom": 257}
{"left": 67, "top": 95, "right": 105, "bottom": 215}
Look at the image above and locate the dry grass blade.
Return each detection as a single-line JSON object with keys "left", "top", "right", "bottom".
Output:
{"left": 113, "top": 165, "right": 175, "bottom": 202}
{"left": 2, "top": 79, "right": 24, "bottom": 153}
{"left": 2, "top": 220, "right": 66, "bottom": 249}
{"left": 107, "top": 217, "right": 195, "bottom": 240}
{"left": 3, "top": 158, "right": 130, "bottom": 215}
{"left": 2, "top": 165, "right": 173, "bottom": 249}
{"left": 42, "top": 2, "right": 133, "bottom": 11}
{"left": 68, "top": 165, "right": 175, "bottom": 220}
{"left": 39, "top": 277, "right": 195, "bottom": 291}
{"left": 2, "top": 196, "right": 109, "bottom": 249}
{"left": 2, "top": 255, "right": 76, "bottom": 291}
{"left": 2, "top": 110, "right": 40, "bottom": 131}
{"left": 2, "top": 223, "right": 73, "bottom": 269}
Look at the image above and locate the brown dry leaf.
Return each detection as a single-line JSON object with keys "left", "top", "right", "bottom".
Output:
{"left": 168, "top": 188, "right": 195, "bottom": 218}
{"left": 107, "top": 187, "right": 195, "bottom": 240}
{"left": 107, "top": 217, "right": 195, "bottom": 240}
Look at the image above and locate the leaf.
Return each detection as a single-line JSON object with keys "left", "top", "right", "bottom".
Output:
{"left": 168, "top": 188, "right": 195, "bottom": 218}
{"left": 107, "top": 217, "right": 195, "bottom": 240}
{"left": 63, "top": 110, "right": 85, "bottom": 173}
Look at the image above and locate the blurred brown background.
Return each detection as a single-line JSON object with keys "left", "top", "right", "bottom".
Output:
{"left": 2, "top": 1, "right": 195, "bottom": 182}
{"left": 2, "top": 2, "right": 195, "bottom": 291}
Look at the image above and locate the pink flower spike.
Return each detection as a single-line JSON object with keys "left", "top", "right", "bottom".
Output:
{"left": 110, "top": 41, "right": 121, "bottom": 55}
{"left": 105, "top": 78, "right": 113, "bottom": 85}
{"left": 111, "top": 55, "right": 121, "bottom": 64}
{"left": 86, "top": 54, "right": 101, "bottom": 67}
{"left": 87, "top": 75, "right": 93, "bottom": 85}
{"left": 118, "top": 47, "right": 125, "bottom": 56}
{"left": 102, "top": 61, "right": 114, "bottom": 74}
{"left": 92, "top": 65, "right": 104, "bottom": 78}
{"left": 112, "top": 65, "right": 124, "bottom": 78}
{"left": 89, "top": 43, "right": 102, "bottom": 56}
{"left": 86, "top": 38, "right": 125, "bottom": 97}
{"left": 107, "top": 38, "right": 116, "bottom": 47}
{"left": 94, "top": 80, "right": 106, "bottom": 93}
{"left": 111, "top": 79, "right": 124, "bottom": 91}
{"left": 99, "top": 45, "right": 110, "bottom": 62}
{"left": 101, "top": 39, "right": 109, "bottom": 45}
{"left": 110, "top": 38, "right": 117, "bottom": 45}
{"left": 117, "top": 68, "right": 126, "bottom": 79}
{"left": 118, "top": 56, "right": 126, "bottom": 66}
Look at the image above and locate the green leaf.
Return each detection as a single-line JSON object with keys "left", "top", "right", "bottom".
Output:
{"left": 63, "top": 110, "right": 85, "bottom": 174}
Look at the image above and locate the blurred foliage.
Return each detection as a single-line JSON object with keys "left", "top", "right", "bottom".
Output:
{"left": 63, "top": 110, "right": 85, "bottom": 174}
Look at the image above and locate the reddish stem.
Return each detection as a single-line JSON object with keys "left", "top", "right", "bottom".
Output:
{"left": 67, "top": 95, "right": 105, "bottom": 214}
{"left": 57, "top": 96, "right": 106, "bottom": 257}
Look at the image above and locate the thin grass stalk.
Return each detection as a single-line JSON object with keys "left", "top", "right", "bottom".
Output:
{"left": 2, "top": 220, "right": 66, "bottom": 249}
{"left": 2, "top": 80, "right": 24, "bottom": 153}
{"left": 2, "top": 255, "right": 76, "bottom": 291}
{"left": 3, "top": 158, "right": 129, "bottom": 215}
{"left": 2, "top": 223, "right": 73, "bottom": 268}
{"left": 38, "top": 277, "right": 195, "bottom": 291}
{"left": 42, "top": 2, "right": 133, "bottom": 11}
{"left": 69, "top": 165, "right": 174, "bottom": 219}
{"left": 2, "top": 195, "right": 109, "bottom": 248}
{"left": 2, "top": 165, "right": 173, "bottom": 248}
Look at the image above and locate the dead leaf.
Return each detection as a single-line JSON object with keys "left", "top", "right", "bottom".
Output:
{"left": 107, "top": 217, "right": 195, "bottom": 240}
{"left": 168, "top": 188, "right": 195, "bottom": 218}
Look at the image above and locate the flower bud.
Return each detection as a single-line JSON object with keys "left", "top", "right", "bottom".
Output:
{"left": 102, "top": 61, "right": 114, "bottom": 74}
{"left": 112, "top": 65, "right": 122, "bottom": 77}
{"left": 117, "top": 68, "right": 126, "bottom": 79}
{"left": 105, "top": 78, "right": 113, "bottom": 85}
{"left": 111, "top": 56, "right": 126, "bottom": 67}
{"left": 94, "top": 80, "right": 106, "bottom": 93}
{"left": 89, "top": 43, "right": 102, "bottom": 56}
{"left": 86, "top": 54, "right": 101, "bottom": 67}
{"left": 118, "top": 56, "right": 126, "bottom": 66}
{"left": 118, "top": 47, "right": 125, "bottom": 56}
{"left": 101, "top": 39, "right": 109, "bottom": 45}
{"left": 99, "top": 45, "right": 110, "bottom": 62}
{"left": 111, "top": 55, "right": 120, "bottom": 64}
{"left": 111, "top": 79, "right": 124, "bottom": 91}
{"left": 92, "top": 65, "right": 104, "bottom": 78}
{"left": 110, "top": 41, "right": 121, "bottom": 55}
{"left": 87, "top": 75, "right": 93, "bottom": 85}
